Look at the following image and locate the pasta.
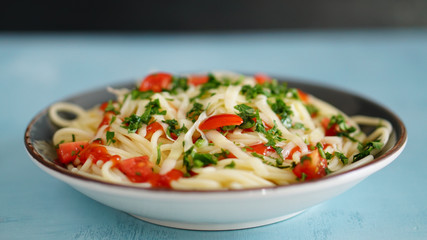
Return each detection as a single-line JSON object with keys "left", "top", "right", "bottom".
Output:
{"left": 49, "top": 72, "right": 392, "bottom": 190}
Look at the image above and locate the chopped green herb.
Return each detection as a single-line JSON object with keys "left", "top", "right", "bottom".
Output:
{"left": 109, "top": 115, "right": 116, "bottom": 125}
{"left": 353, "top": 139, "right": 383, "bottom": 162}
{"left": 121, "top": 99, "right": 166, "bottom": 133}
{"left": 234, "top": 104, "right": 256, "bottom": 129}
{"left": 162, "top": 119, "right": 188, "bottom": 138}
{"left": 191, "top": 73, "right": 222, "bottom": 101}
{"left": 305, "top": 104, "right": 319, "bottom": 116}
{"left": 187, "top": 102, "right": 204, "bottom": 122}
{"left": 328, "top": 114, "right": 357, "bottom": 142}
{"left": 169, "top": 76, "right": 189, "bottom": 94}
{"left": 130, "top": 89, "right": 154, "bottom": 100}
{"left": 106, "top": 131, "right": 116, "bottom": 145}
{"left": 104, "top": 100, "right": 120, "bottom": 114}
{"left": 292, "top": 122, "right": 305, "bottom": 130}
{"left": 72, "top": 134, "right": 76, "bottom": 142}
{"left": 156, "top": 144, "right": 162, "bottom": 164}
{"left": 224, "top": 161, "right": 236, "bottom": 169}
{"left": 300, "top": 172, "right": 307, "bottom": 181}
{"left": 213, "top": 149, "right": 230, "bottom": 159}
{"left": 334, "top": 152, "right": 349, "bottom": 165}
{"left": 269, "top": 98, "right": 293, "bottom": 128}
{"left": 54, "top": 140, "right": 65, "bottom": 149}
{"left": 183, "top": 147, "right": 218, "bottom": 173}
{"left": 316, "top": 142, "right": 326, "bottom": 159}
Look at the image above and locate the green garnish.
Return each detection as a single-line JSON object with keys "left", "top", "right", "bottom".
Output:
{"left": 328, "top": 114, "right": 357, "bottom": 142}
{"left": 156, "top": 144, "right": 162, "bottom": 164}
{"left": 353, "top": 139, "right": 383, "bottom": 162}
{"left": 130, "top": 89, "right": 154, "bottom": 100}
{"left": 224, "top": 161, "right": 236, "bottom": 169}
{"left": 186, "top": 102, "right": 204, "bottom": 122}
{"left": 106, "top": 131, "right": 116, "bottom": 145}
{"left": 104, "top": 100, "right": 120, "bottom": 114}
{"left": 169, "top": 76, "right": 189, "bottom": 94}
{"left": 269, "top": 98, "right": 293, "bottom": 128}
{"left": 121, "top": 99, "right": 166, "bottom": 133}
{"left": 162, "top": 119, "right": 188, "bottom": 138}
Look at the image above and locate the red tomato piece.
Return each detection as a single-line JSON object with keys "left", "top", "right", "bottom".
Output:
{"left": 254, "top": 73, "right": 272, "bottom": 84}
{"left": 188, "top": 75, "right": 209, "bottom": 86}
{"left": 199, "top": 114, "right": 244, "bottom": 131}
{"left": 285, "top": 146, "right": 301, "bottom": 160}
{"left": 292, "top": 150, "right": 327, "bottom": 180}
{"left": 56, "top": 141, "right": 89, "bottom": 164}
{"left": 321, "top": 117, "right": 339, "bottom": 136}
{"left": 139, "top": 72, "right": 173, "bottom": 92}
{"left": 246, "top": 143, "right": 275, "bottom": 156}
{"left": 78, "top": 143, "right": 114, "bottom": 163}
{"left": 297, "top": 89, "right": 309, "bottom": 103}
{"left": 145, "top": 122, "right": 164, "bottom": 139}
{"left": 151, "top": 169, "right": 184, "bottom": 188}
{"left": 118, "top": 156, "right": 154, "bottom": 183}
{"left": 98, "top": 112, "right": 114, "bottom": 129}
{"left": 99, "top": 101, "right": 109, "bottom": 111}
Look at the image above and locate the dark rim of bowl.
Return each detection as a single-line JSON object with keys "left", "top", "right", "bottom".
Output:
{"left": 24, "top": 76, "right": 407, "bottom": 194}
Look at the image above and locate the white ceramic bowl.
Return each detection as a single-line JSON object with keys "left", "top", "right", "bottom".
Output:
{"left": 25, "top": 77, "right": 407, "bottom": 230}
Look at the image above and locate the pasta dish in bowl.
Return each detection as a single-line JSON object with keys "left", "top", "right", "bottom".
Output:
{"left": 25, "top": 72, "right": 406, "bottom": 230}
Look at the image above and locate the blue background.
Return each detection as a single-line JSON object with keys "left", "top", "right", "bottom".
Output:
{"left": 1, "top": 29, "right": 426, "bottom": 239}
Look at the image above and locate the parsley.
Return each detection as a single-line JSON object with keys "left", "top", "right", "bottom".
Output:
{"left": 162, "top": 119, "right": 188, "bottom": 138}
{"left": 106, "top": 131, "right": 116, "bottom": 145}
{"left": 305, "top": 104, "right": 319, "bottom": 117}
{"left": 241, "top": 84, "right": 268, "bottom": 100}
{"left": 328, "top": 114, "right": 357, "bottom": 142}
{"left": 300, "top": 172, "right": 307, "bottom": 181}
{"left": 224, "top": 161, "right": 236, "bottom": 169}
{"left": 110, "top": 115, "right": 116, "bottom": 125}
{"left": 54, "top": 140, "right": 65, "bottom": 149}
{"left": 269, "top": 98, "right": 293, "bottom": 128}
{"left": 191, "top": 73, "right": 222, "bottom": 101}
{"left": 169, "top": 76, "right": 189, "bottom": 94}
{"left": 334, "top": 152, "right": 349, "bottom": 165}
{"left": 353, "top": 140, "right": 383, "bottom": 162}
{"left": 156, "top": 144, "right": 162, "bottom": 164}
{"left": 72, "top": 134, "right": 76, "bottom": 142}
{"left": 187, "top": 102, "right": 204, "bottom": 122}
{"left": 213, "top": 149, "right": 230, "bottom": 159}
{"left": 130, "top": 89, "right": 154, "bottom": 100}
{"left": 122, "top": 99, "right": 166, "bottom": 133}
{"left": 292, "top": 122, "right": 305, "bottom": 130}
{"left": 183, "top": 147, "right": 218, "bottom": 173}
{"left": 316, "top": 142, "right": 326, "bottom": 159}
{"left": 104, "top": 100, "right": 120, "bottom": 114}
{"left": 234, "top": 104, "right": 256, "bottom": 129}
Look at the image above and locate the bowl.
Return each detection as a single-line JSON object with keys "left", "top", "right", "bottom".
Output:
{"left": 24, "top": 76, "right": 407, "bottom": 230}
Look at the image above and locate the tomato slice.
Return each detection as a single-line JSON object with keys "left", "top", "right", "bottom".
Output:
{"left": 118, "top": 156, "right": 183, "bottom": 187}
{"left": 150, "top": 169, "right": 184, "bottom": 188}
{"left": 297, "top": 89, "right": 309, "bottom": 103}
{"left": 145, "top": 122, "right": 164, "bottom": 139}
{"left": 254, "top": 73, "right": 272, "bottom": 84}
{"left": 56, "top": 141, "right": 89, "bottom": 164}
{"left": 321, "top": 117, "right": 339, "bottom": 136}
{"left": 188, "top": 75, "right": 209, "bottom": 86}
{"left": 246, "top": 143, "right": 275, "bottom": 156}
{"left": 139, "top": 72, "right": 173, "bottom": 92}
{"left": 292, "top": 149, "right": 327, "bottom": 180}
{"left": 98, "top": 112, "right": 114, "bottom": 130}
{"left": 285, "top": 146, "right": 301, "bottom": 160}
{"left": 199, "top": 114, "right": 244, "bottom": 131}
{"left": 78, "top": 143, "right": 119, "bottom": 163}
{"left": 118, "top": 156, "right": 154, "bottom": 183}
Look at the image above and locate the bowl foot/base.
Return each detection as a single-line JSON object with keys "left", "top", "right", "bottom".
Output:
{"left": 129, "top": 211, "right": 304, "bottom": 231}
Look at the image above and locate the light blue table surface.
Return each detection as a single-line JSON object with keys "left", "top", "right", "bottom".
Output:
{"left": 1, "top": 29, "right": 426, "bottom": 240}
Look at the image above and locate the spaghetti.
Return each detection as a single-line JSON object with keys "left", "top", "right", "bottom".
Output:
{"left": 49, "top": 72, "right": 392, "bottom": 190}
